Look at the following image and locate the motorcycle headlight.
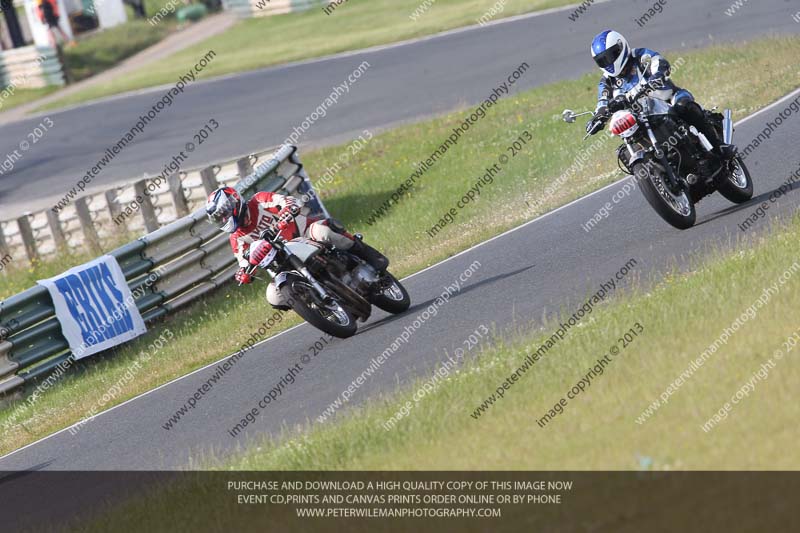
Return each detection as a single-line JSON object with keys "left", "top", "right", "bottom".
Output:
{"left": 610, "top": 110, "right": 639, "bottom": 138}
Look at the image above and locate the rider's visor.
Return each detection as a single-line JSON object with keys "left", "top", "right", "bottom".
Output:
{"left": 208, "top": 208, "right": 229, "bottom": 226}
{"left": 593, "top": 42, "right": 623, "bottom": 69}
{"left": 207, "top": 197, "right": 237, "bottom": 232}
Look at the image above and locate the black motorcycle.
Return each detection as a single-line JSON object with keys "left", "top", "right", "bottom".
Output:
{"left": 563, "top": 83, "right": 753, "bottom": 229}
{"left": 242, "top": 225, "right": 410, "bottom": 338}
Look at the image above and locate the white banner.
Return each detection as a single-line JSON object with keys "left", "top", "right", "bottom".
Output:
{"left": 38, "top": 255, "right": 147, "bottom": 360}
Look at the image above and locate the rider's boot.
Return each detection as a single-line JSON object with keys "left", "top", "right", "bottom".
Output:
{"left": 350, "top": 239, "right": 389, "bottom": 273}
{"left": 675, "top": 99, "right": 735, "bottom": 163}
{"left": 717, "top": 143, "right": 737, "bottom": 161}
{"left": 704, "top": 124, "right": 736, "bottom": 162}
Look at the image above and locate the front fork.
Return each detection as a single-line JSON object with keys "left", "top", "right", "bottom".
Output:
{"left": 285, "top": 254, "right": 334, "bottom": 305}
{"left": 644, "top": 121, "right": 686, "bottom": 191}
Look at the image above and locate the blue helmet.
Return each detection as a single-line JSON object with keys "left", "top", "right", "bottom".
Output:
{"left": 591, "top": 30, "right": 631, "bottom": 77}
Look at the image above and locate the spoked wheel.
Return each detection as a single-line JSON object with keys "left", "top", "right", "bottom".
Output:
{"left": 368, "top": 272, "right": 411, "bottom": 314}
{"left": 635, "top": 162, "right": 696, "bottom": 230}
{"left": 281, "top": 279, "right": 357, "bottom": 338}
{"left": 717, "top": 156, "right": 753, "bottom": 204}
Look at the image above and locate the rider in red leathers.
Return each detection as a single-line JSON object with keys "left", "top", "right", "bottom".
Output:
{"left": 206, "top": 187, "right": 388, "bottom": 309}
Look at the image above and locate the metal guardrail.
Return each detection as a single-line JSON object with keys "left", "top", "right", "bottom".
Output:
{"left": 0, "top": 144, "right": 316, "bottom": 394}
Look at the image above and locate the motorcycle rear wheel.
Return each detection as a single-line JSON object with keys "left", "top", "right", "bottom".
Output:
{"left": 369, "top": 272, "right": 411, "bottom": 314}
{"left": 281, "top": 279, "right": 358, "bottom": 338}
{"left": 635, "top": 162, "right": 696, "bottom": 230}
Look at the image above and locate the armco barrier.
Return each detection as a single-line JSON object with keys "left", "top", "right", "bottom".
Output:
{"left": 0, "top": 144, "right": 318, "bottom": 394}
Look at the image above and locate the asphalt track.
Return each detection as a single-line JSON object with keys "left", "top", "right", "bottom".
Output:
{"left": 0, "top": 0, "right": 797, "bottom": 217}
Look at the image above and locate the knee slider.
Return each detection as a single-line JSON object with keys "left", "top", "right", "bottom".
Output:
{"left": 266, "top": 282, "right": 288, "bottom": 307}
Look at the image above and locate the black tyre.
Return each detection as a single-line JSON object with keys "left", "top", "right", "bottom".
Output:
{"left": 369, "top": 272, "right": 411, "bottom": 314}
{"left": 717, "top": 156, "right": 753, "bottom": 204}
{"left": 635, "top": 162, "right": 696, "bottom": 230}
{"left": 281, "top": 279, "right": 357, "bottom": 338}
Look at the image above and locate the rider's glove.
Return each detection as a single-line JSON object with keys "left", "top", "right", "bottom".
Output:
{"left": 235, "top": 268, "right": 253, "bottom": 284}
{"left": 586, "top": 117, "right": 606, "bottom": 136}
{"left": 248, "top": 240, "right": 273, "bottom": 266}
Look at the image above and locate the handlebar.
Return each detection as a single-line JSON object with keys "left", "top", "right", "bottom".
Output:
{"left": 565, "top": 90, "right": 646, "bottom": 141}
{"left": 562, "top": 109, "right": 595, "bottom": 123}
{"left": 237, "top": 223, "right": 282, "bottom": 286}
{"left": 237, "top": 263, "right": 259, "bottom": 286}
{"left": 237, "top": 213, "right": 308, "bottom": 286}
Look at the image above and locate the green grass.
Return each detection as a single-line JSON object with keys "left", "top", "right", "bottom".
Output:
{"left": 144, "top": 0, "right": 185, "bottom": 20}
{"left": 0, "top": 86, "right": 59, "bottom": 113}
{"left": 39, "top": 0, "right": 574, "bottom": 110}
{"left": 0, "top": 36, "right": 798, "bottom": 457}
{"left": 63, "top": 20, "right": 175, "bottom": 82}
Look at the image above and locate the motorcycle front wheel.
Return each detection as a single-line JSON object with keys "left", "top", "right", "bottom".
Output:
{"left": 635, "top": 161, "right": 696, "bottom": 230}
{"left": 281, "top": 279, "right": 357, "bottom": 338}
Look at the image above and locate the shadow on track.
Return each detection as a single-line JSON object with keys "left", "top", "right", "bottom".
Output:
{"left": 694, "top": 179, "right": 800, "bottom": 228}
{"left": 355, "top": 264, "right": 537, "bottom": 336}
{"left": 0, "top": 460, "right": 54, "bottom": 484}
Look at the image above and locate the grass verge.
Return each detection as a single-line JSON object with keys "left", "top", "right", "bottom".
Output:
{"left": 38, "top": 0, "right": 573, "bottom": 110}
{"left": 0, "top": 86, "right": 59, "bottom": 113}
{"left": 0, "top": 36, "right": 798, "bottom": 457}
{"left": 64, "top": 20, "right": 175, "bottom": 82}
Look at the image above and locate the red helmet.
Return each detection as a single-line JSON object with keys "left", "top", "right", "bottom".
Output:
{"left": 206, "top": 187, "right": 245, "bottom": 233}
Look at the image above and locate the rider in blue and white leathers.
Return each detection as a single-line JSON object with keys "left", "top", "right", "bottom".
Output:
{"left": 585, "top": 30, "right": 733, "bottom": 161}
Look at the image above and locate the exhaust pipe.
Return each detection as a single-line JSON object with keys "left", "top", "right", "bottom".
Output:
{"left": 723, "top": 109, "right": 733, "bottom": 145}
